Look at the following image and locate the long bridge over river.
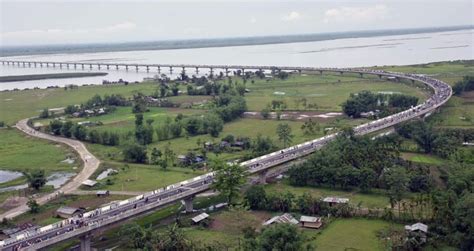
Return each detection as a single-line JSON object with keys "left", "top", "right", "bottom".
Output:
{"left": 0, "top": 61, "right": 452, "bottom": 251}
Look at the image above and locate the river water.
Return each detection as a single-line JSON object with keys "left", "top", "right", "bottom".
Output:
{"left": 0, "top": 30, "right": 472, "bottom": 91}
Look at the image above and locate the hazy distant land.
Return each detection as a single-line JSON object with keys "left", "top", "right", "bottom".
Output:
{"left": 0, "top": 72, "right": 108, "bottom": 82}
{"left": 1, "top": 25, "right": 472, "bottom": 57}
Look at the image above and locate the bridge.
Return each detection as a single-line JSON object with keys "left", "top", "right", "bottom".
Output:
{"left": 0, "top": 62, "right": 452, "bottom": 251}
{"left": 2, "top": 59, "right": 397, "bottom": 78}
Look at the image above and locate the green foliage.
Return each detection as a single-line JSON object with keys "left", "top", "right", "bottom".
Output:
{"left": 452, "top": 75, "right": 474, "bottom": 95}
{"left": 39, "top": 108, "right": 49, "bottom": 119}
{"left": 210, "top": 159, "right": 247, "bottom": 204}
{"left": 27, "top": 199, "right": 40, "bottom": 214}
{"left": 25, "top": 169, "right": 46, "bottom": 190}
{"left": 244, "top": 185, "right": 267, "bottom": 210}
{"left": 243, "top": 223, "right": 313, "bottom": 251}
{"left": 123, "top": 144, "right": 148, "bottom": 163}
{"left": 276, "top": 123, "right": 293, "bottom": 147}
{"left": 342, "top": 91, "right": 418, "bottom": 118}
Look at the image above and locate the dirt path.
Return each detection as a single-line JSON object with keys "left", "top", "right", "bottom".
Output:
{"left": 0, "top": 118, "right": 101, "bottom": 220}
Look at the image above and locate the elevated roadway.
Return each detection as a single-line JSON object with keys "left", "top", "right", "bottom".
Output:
{"left": 0, "top": 64, "right": 452, "bottom": 251}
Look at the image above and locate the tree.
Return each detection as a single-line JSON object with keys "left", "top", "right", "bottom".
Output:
{"left": 135, "top": 113, "right": 144, "bottom": 127}
{"left": 245, "top": 185, "right": 267, "bottom": 210}
{"left": 210, "top": 159, "right": 247, "bottom": 205}
{"left": 261, "top": 106, "right": 271, "bottom": 119}
{"left": 49, "top": 120, "right": 63, "bottom": 135}
{"left": 276, "top": 123, "right": 293, "bottom": 147}
{"left": 72, "top": 124, "right": 87, "bottom": 140}
{"left": 163, "top": 142, "right": 175, "bottom": 168}
{"left": 257, "top": 224, "right": 312, "bottom": 251}
{"left": 27, "top": 199, "right": 40, "bottom": 214}
{"left": 118, "top": 223, "right": 154, "bottom": 249}
{"left": 39, "top": 108, "right": 49, "bottom": 118}
{"left": 25, "top": 170, "right": 46, "bottom": 190}
{"left": 150, "top": 147, "right": 163, "bottom": 165}
{"left": 384, "top": 167, "right": 409, "bottom": 211}
{"left": 123, "top": 144, "right": 148, "bottom": 163}
{"left": 60, "top": 121, "right": 74, "bottom": 138}
{"left": 203, "top": 113, "right": 224, "bottom": 137}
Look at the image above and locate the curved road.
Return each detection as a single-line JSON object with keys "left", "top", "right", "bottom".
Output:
{"left": 0, "top": 119, "right": 100, "bottom": 220}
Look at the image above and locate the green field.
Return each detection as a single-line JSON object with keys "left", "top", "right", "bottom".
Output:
{"left": 232, "top": 74, "right": 428, "bottom": 111}
{"left": 85, "top": 161, "right": 206, "bottom": 192}
{"left": 0, "top": 128, "right": 79, "bottom": 173}
{"left": 314, "top": 219, "right": 402, "bottom": 251}
{"left": 265, "top": 181, "right": 390, "bottom": 209}
{"left": 0, "top": 81, "right": 159, "bottom": 125}
{"left": 401, "top": 152, "right": 446, "bottom": 165}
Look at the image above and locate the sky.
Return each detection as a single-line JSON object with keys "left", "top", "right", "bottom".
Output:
{"left": 0, "top": 0, "right": 473, "bottom": 46}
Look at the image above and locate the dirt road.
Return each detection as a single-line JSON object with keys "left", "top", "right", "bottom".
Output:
{"left": 0, "top": 118, "right": 101, "bottom": 219}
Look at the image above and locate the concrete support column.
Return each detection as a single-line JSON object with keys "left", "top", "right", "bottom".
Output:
{"left": 126, "top": 65, "right": 129, "bottom": 71}
{"left": 116, "top": 65, "right": 119, "bottom": 70}
{"left": 195, "top": 67, "right": 199, "bottom": 74}
{"left": 146, "top": 66, "right": 149, "bottom": 72}
{"left": 89, "top": 64, "right": 93, "bottom": 69}
{"left": 157, "top": 66, "right": 161, "bottom": 73}
{"left": 184, "top": 197, "right": 194, "bottom": 213}
{"left": 225, "top": 68, "right": 229, "bottom": 76}
{"left": 170, "top": 67, "right": 173, "bottom": 74}
{"left": 80, "top": 234, "right": 92, "bottom": 251}
{"left": 135, "top": 65, "right": 139, "bottom": 71}
{"left": 259, "top": 170, "right": 268, "bottom": 184}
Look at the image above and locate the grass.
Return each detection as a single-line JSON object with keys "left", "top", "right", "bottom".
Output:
{"left": 0, "top": 128, "right": 80, "bottom": 174}
{"left": 314, "top": 219, "right": 402, "bottom": 251}
{"left": 265, "top": 181, "right": 390, "bottom": 209}
{"left": 401, "top": 152, "right": 446, "bottom": 165}
{"left": 0, "top": 81, "right": 160, "bottom": 125}
{"left": 83, "top": 161, "right": 206, "bottom": 192}
{"left": 232, "top": 74, "right": 428, "bottom": 111}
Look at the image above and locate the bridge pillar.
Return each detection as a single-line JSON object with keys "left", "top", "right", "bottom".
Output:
{"left": 136, "top": 65, "right": 139, "bottom": 71}
{"left": 59, "top": 63, "right": 62, "bottom": 69}
{"left": 170, "top": 66, "right": 173, "bottom": 74}
{"left": 80, "top": 234, "right": 92, "bottom": 251}
{"left": 359, "top": 73, "right": 363, "bottom": 78}
{"left": 184, "top": 196, "right": 194, "bottom": 213}
{"left": 89, "top": 64, "right": 93, "bottom": 69}
{"left": 126, "top": 65, "right": 129, "bottom": 71}
{"left": 157, "top": 66, "right": 161, "bottom": 73}
{"left": 225, "top": 68, "right": 229, "bottom": 76}
{"left": 106, "top": 65, "right": 109, "bottom": 70}
{"left": 195, "top": 67, "right": 199, "bottom": 74}
{"left": 146, "top": 66, "right": 149, "bottom": 72}
{"left": 258, "top": 170, "right": 268, "bottom": 184}
{"left": 209, "top": 68, "right": 213, "bottom": 74}
{"left": 319, "top": 70, "right": 322, "bottom": 75}
{"left": 98, "top": 64, "right": 101, "bottom": 69}
{"left": 116, "top": 65, "right": 119, "bottom": 70}
{"left": 378, "top": 75, "right": 382, "bottom": 79}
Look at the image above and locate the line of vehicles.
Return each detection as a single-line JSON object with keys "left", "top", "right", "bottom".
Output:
{"left": 1, "top": 67, "right": 452, "bottom": 251}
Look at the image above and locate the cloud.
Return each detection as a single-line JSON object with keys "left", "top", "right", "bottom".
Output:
{"left": 324, "top": 5, "right": 388, "bottom": 23}
{"left": 250, "top": 17, "right": 257, "bottom": 24}
{"left": 2, "top": 21, "right": 137, "bottom": 40}
{"left": 282, "top": 11, "right": 301, "bottom": 22}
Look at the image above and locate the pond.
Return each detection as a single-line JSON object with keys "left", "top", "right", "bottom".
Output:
{"left": 0, "top": 170, "right": 23, "bottom": 183}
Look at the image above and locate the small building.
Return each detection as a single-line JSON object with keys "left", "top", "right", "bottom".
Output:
{"left": 177, "top": 155, "right": 187, "bottom": 163}
{"left": 263, "top": 213, "right": 299, "bottom": 226}
{"left": 82, "top": 179, "right": 97, "bottom": 187}
{"left": 405, "top": 223, "right": 428, "bottom": 233}
{"left": 405, "top": 223, "right": 428, "bottom": 243}
{"left": 299, "top": 216, "right": 323, "bottom": 229}
{"left": 96, "top": 190, "right": 110, "bottom": 197}
{"left": 231, "top": 141, "right": 246, "bottom": 149}
{"left": 220, "top": 141, "right": 231, "bottom": 148}
{"left": 191, "top": 213, "right": 210, "bottom": 224}
{"left": 204, "top": 142, "right": 213, "bottom": 150}
{"left": 322, "top": 197, "right": 349, "bottom": 207}
{"left": 56, "top": 206, "right": 85, "bottom": 219}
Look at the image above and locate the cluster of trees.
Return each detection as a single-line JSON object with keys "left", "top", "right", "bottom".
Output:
{"left": 245, "top": 186, "right": 352, "bottom": 217}
{"left": 287, "top": 130, "right": 431, "bottom": 201}
{"left": 301, "top": 119, "right": 321, "bottom": 135}
{"left": 64, "top": 94, "right": 128, "bottom": 116}
{"left": 47, "top": 120, "right": 120, "bottom": 146}
{"left": 242, "top": 224, "right": 313, "bottom": 251}
{"left": 452, "top": 75, "right": 474, "bottom": 95}
{"left": 428, "top": 163, "right": 473, "bottom": 250}
{"left": 395, "top": 120, "right": 460, "bottom": 158}
{"left": 342, "top": 91, "right": 418, "bottom": 118}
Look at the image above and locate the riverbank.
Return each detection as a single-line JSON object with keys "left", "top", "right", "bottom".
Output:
{"left": 0, "top": 72, "right": 108, "bottom": 82}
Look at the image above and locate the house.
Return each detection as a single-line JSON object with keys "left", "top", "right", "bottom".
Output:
{"left": 263, "top": 213, "right": 299, "bottom": 226}
{"left": 299, "top": 216, "right": 323, "bottom": 229}
{"left": 96, "top": 190, "right": 110, "bottom": 197}
{"left": 82, "top": 179, "right": 97, "bottom": 187}
{"left": 220, "top": 141, "right": 231, "bottom": 148}
{"left": 231, "top": 141, "right": 246, "bottom": 149}
{"left": 56, "top": 206, "right": 85, "bottom": 218}
{"left": 204, "top": 142, "right": 213, "bottom": 150}
{"left": 191, "top": 213, "right": 209, "bottom": 224}
{"left": 405, "top": 223, "right": 429, "bottom": 243}
{"left": 322, "top": 197, "right": 349, "bottom": 207}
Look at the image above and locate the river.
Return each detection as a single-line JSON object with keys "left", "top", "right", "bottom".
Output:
{"left": 0, "top": 30, "right": 472, "bottom": 91}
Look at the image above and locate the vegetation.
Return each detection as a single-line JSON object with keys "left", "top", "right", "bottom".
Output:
{"left": 242, "top": 223, "right": 313, "bottom": 251}
{"left": 210, "top": 159, "right": 247, "bottom": 204}
{"left": 0, "top": 72, "right": 108, "bottom": 82}
{"left": 25, "top": 169, "right": 47, "bottom": 190}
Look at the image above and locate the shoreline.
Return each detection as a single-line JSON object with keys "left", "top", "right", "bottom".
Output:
{"left": 0, "top": 72, "right": 108, "bottom": 82}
